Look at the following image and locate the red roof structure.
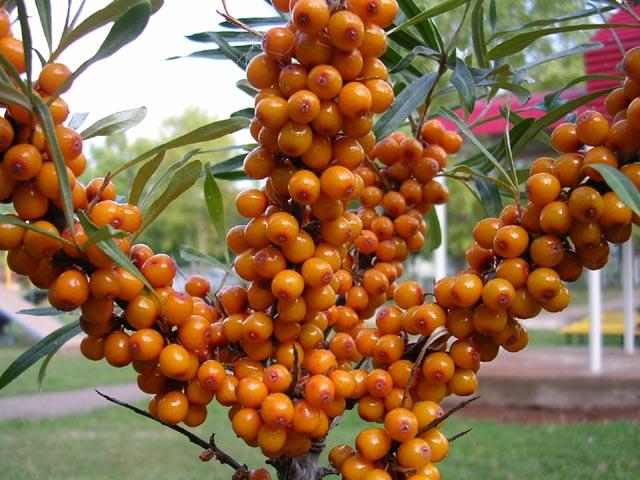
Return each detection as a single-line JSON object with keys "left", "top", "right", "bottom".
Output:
{"left": 441, "top": 7, "right": 640, "bottom": 137}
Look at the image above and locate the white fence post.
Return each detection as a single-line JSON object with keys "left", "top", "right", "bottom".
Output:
{"left": 588, "top": 268, "right": 603, "bottom": 374}
{"left": 622, "top": 239, "right": 635, "bottom": 354}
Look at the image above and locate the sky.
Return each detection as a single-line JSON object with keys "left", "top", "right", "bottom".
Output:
{"left": 21, "top": 0, "right": 274, "bottom": 140}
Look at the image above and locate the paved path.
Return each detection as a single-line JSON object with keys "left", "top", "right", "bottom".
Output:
{"left": 0, "top": 285, "right": 81, "bottom": 350}
{"left": 0, "top": 383, "right": 146, "bottom": 421}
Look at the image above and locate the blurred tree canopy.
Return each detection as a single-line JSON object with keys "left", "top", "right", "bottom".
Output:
{"left": 82, "top": 107, "right": 244, "bottom": 263}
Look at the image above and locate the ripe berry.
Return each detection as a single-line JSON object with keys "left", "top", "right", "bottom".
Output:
{"left": 384, "top": 407, "right": 419, "bottom": 442}
{"left": 355, "top": 427, "right": 392, "bottom": 462}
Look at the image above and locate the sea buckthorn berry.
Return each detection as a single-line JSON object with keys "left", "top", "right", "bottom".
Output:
{"left": 412, "top": 400, "right": 444, "bottom": 431}
{"left": 568, "top": 186, "right": 604, "bottom": 222}
{"left": 246, "top": 53, "right": 279, "bottom": 89}
{"left": 328, "top": 10, "right": 364, "bottom": 51}
{"left": 422, "top": 352, "right": 455, "bottom": 384}
{"left": 271, "top": 269, "right": 305, "bottom": 301}
{"left": 242, "top": 312, "right": 274, "bottom": 343}
{"left": 86, "top": 177, "right": 116, "bottom": 202}
{"left": 38, "top": 63, "right": 72, "bottom": 95}
{"left": 307, "top": 64, "right": 343, "bottom": 100}
{"left": 47, "top": 126, "right": 83, "bottom": 162}
{"left": 48, "top": 270, "right": 89, "bottom": 311}
{"left": 539, "top": 201, "right": 571, "bottom": 236}
{"left": 583, "top": 146, "right": 618, "bottom": 181}
{"left": 266, "top": 212, "right": 299, "bottom": 246}
{"left": 184, "top": 275, "right": 210, "bottom": 299}
{"left": 366, "top": 368, "right": 393, "bottom": 398}
{"left": 0, "top": 216, "right": 24, "bottom": 250}
{"left": 255, "top": 96, "right": 288, "bottom": 130}
{"left": 440, "top": 130, "right": 463, "bottom": 154}
{"left": 422, "top": 180, "right": 449, "bottom": 205}
{"left": 236, "top": 189, "right": 268, "bottom": 218}
{"left": 329, "top": 444, "right": 355, "bottom": 471}
{"left": 605, "top": 88, "right": 628, "bottom": 117}
{"left": 555, "top": 249, "right": 583, "bottom": 282}
{"left": 493, "top": 225, "right": 529, "bottom": 259}
{"left": 472, "top": 304, "right": 507, "bottom": 335}
{"left": 473, "top": 217, "right": 503, "bottom": 249}
{"left": 384, "top": 407, "right": 419, "bottom": 442}
{"left": 125, "top": 295, "right": 158, "bottom": 329}
{"left": 260, "top": 392, "right": 294, "bottom": 428}
{"left": 420, "top": 429, "right": 449, "bottom": 463}
{"left": 341, "top": 454, "right": 374, "bottom": 480}
{"left": 627, "top": 97, "right": 640, "bottom": 131}
{"left": 623, "top": 46, "right": 640, "bottom": 82}
{"left": 278, "top": 120, "right": 313, "bottom": 156}
{"left": 262, "top": 26, "right": 295, "bottom": 61}
{"left": 301, "top": 257, "right": 334, "bottom": 288}
{"left": 338, "top": 82, "right": 372, "bottom": 119}
{"left": 529, "top": 234, "right": 564, "bottom": 268}
{"left": 80, "top": 335, "right": 106, "bottom": 361}
{"left": 570, "top": 221, "right": 602, "bottom": 249}
{"left": 421, "top": 119, "right": 446, "bottom": 144}
{"left": 526, "top": 173, "right": 561, "bottom": 206}
{"left": 292, "top": 0, "right": 330, "bottom": 34}
{"left": 445, "top": 307, "right": 475, "bottom": 339}
{"left": 244, "top": 146, "right": 276, "bottom": 180}
{"left": 575, "top": 110, "right": 609, "bottom": 146}
{"left": 509, "top": 287, "right": 542, "bottom": 319}
{"left": 178, "top": 315, "right": 212, "bottom": 352}
{"left": 394, "top": 280, "right": 424, "bottom": 309}
{"left": 599, "top": 191, "right": 632, "bottom": 228}
{"left": 22, "top": 220, "right": 61, "bottom": 258}
{"left": 0, "top": 117, "right": 14, "bottom": 153}
{"left": 481, "top": 278, "right": 515, "bottom": 310}
{"left": 526, "top": 267, "right": 562, "bottom": 302}
{"left": 531, "top": 156, "right": 555, "bottom": 176}
{"left": 288, "top": 89, "right": 321, "bottom": 123}
{"left": 0, "top": 37, "right": 25, "bottom": 73}
{"left": 263, "top": 364, "right": 292, "bottom": 393}
{"left": 398, "top": 438, "right": 432, "bottom": 469}
{"left": 129, "top": 328, "right": 163, "bottom": 362}
{"left": 321, "top": 165, "right": 355, "bottom": 199}
{"left": 606, "top": 119, "right": 640, "bottom": 156}
{"left": 551, "top": 122, "right": 582, "bottom": 153}
{"left": 237, "top": 376, "right": 269, "bottom": 409}
{"left": 115, "top": 267, "right": 144, "bottom": 301}
{"left": 451, "top": 273, "right": 483, "bottom": 308}
{"left": 104, "top": 330, "right": 132, "bottom": 368}
{"left": 449, "top": 339, "right": 480, "bottom": 369}
{"left": 447, "top": 368, "right": 477, "bottom": 397}
{"left": 89, "top": 268, "right": 121, "bottom": 300}
{"left": 288, "top": 169, "right": 321, "bottom": 205}
{"left": 543, "top": 284, "right": 570, "bottom": 313}
{"left": 157, "top": 391, "right": 188, "bottom": 425}
{"left": 158, "top": 343, "right": 190, "bottom": 379}
{"left": 305, "top": 374, "right": 335, "bottom": 409}
{"left": 365, "top": 79, "right": 394, "bottom": 113}
{"left": 3, "top": 144, "right": 42, "bottom": 181}
{"left": 373, "top": 0, "right": 399, "bottom": 27}
{"left": 90, "top": 200, "right": 124, "bottom": 229}
{"left": 141, "top": 253, "right": 176, "bottom": 287}
{"left": 372, "top": 333, "right": 404, "bottom": 365}
{"left": 355, "top": 428, "right": 391, "bottom": 462}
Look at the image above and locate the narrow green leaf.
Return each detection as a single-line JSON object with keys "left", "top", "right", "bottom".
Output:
{"left": 32, "top": 96, "right": 75, "bottom": 233}
{"left": 231, "top": 107, "right": 254, "bottom": 119}
{"left": 381, "top": 45, "right": 424, "bottom": 78}
{"left": 77, "top": 211, "right": 156, "bottom": 294}
{"left": 62, "top": 2, "right": 152, "bottom": 96}
{"left": 16, "top": 307, "right": 65, "bottom": 316}
{"left": 373, "top": 71, "right": 438, "bottom": 139}
{"left": 112, "top": 117, "right": 249, "bottom": 177}
{"left": 34, "top": 0, "right": 53, "bottom": 52}
{"left": 491, "top": 5, "right": 617, "bottom": 39}
{"left": 179, "top": 245, "right": 230, "bottom": 273}
{"left": 210, "top": 154, "right": 244, "bottom": 175}
{"left": 136, "top": 160, "right": 202, "bottom": 237}
{"left": 517, "top": 43, "right": 602, "bottom": 72}
{"left": 129, "top": 152, "right": 165, "bottom": 206}
{"left": 511, "top": 89, "right": 614, "bottom": 158}
{"left": 0, "top": 321, "right": 81, "bottom": 390}
{"left": 388, "top": 45, "right": 440, "bottom": 74}
{"left": 15, "top": 1, "right": 33, "bottom": 94}
{"left": 588, "top": 164, "right": 640, "bottom": 217}
{"left": 538, "top": 74, "right": 623, "bottom": 112}
{"left": 219, "top": 16, "right": 283, "bottom": 28}
{"left": 82, "top": 224, "right": 128, "bottom": 250}
{"left": 68, "top": 112, "right": 89, "bottom": 130}
{"left": 187, "top": 30, "right": 260, "bottom": 43}
{"left": 423, "top": 207, "right": 442, "bottom": 255}
{"left": 214, "top": 170, "right": 247, "bottom": 181}
{"left": 37, "top": 343, "right": 61, "bottom": 391}
{"left": 447, "top": 165, "right": 513, "bottom": 193}
{"left": 80, "top": 106, "right": 147, "bottom": 139}
{"left": 396, "top": 0, "right": 444, "bottom": 51}
{"left": 471, "top": 0, "right": 488, "bottom": 68}
{"left": 167, "top": 44, "right": 257, "bottom": 63}
{"left": 204, "top": 167, "right": 229, "bottom": 264}
{"left": 486, "top": 23, "right": 637, "bottom": 60}
{"left": 236, "top": 79, "right": 258, "bottom": 97}
{"left": 473, "top": 176, "right": 502, "bottom": 217}
{"left": 0, "top": 214, "right": 74, "bottom": 247}
{"left": 54, "top": 0, "right": 162, "bottom": 58}
{"left": 393, "top": 0, "right": 466, "bottom": 34}
{"left": 139, "top": 150, "right": 201, "bottom": 210}
{"left": 439, "top": 106, "right": 514, "bottom": 189}
{"left": 0, "top": 83, "right": 31, "bottom": 110}
{"left": 488, "top": 0, "right": 497, "bottom": 34}
{"left": 450, "top": 58, "right": 475, "bottom": 114}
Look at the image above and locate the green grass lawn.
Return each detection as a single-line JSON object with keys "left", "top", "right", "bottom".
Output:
{"left": 0, "top": 403, "right": 637, "bottom": 480}
{"left": 0, "top": 347, "right": 134, "bottom": 397}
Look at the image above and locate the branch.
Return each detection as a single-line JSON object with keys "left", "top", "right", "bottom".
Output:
{"left": 316, "top": 467, "right": 339, "bottom": 479}
{"left": 364, "top": 155, "right": 391, "bottom": 192}
{"left": 419, "top": 395, "right": 481, "bottom": 434}
{"left": 217, "top": 0, "right": 263, "bottom": 38}
{"left": 95, "top": 390, "right": 246, "bottom": 473}
{"left": 448, "top": 427, "right": 473, "bottom": 443}
{"left": 401, "top": 326, "right": 449, "bottom": 407}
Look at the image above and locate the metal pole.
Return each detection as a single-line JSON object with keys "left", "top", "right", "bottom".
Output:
{"left": 588, "top": 268, "right": 602, "bottom": 374}
{"left": 622, "top": 239, "right": 635, "bottom": 354}
{"left": 434, "top": 178, "right": 447, "bottom": 281}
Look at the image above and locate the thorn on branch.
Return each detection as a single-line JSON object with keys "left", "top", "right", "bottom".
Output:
{"left": 419, "top": 395, "right": 481, "bottom": 434}
{"left": 316, "top": 466, "right": 340, "bottom": 479}
{"left": 448, "top": 427, "right": 473, "bottom": 443}
{"left": 95, "top": 390, "right": 246, "bottom": 473}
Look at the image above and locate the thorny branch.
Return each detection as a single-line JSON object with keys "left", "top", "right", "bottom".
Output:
{"left": 218, "top": 0, "right": 263, "bottom": 38}
{"left": 95, "top": 390, "right": 246, "bottom": 473}
{"left": 419, "top": 395, "right": 481, "bottom": 434}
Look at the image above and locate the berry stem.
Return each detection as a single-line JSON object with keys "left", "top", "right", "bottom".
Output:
{"left": 95, "top": 389, "right": 247, "bottom": 473}
{"left": 363, "top": 155, "right": 391, "bottom": 192}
